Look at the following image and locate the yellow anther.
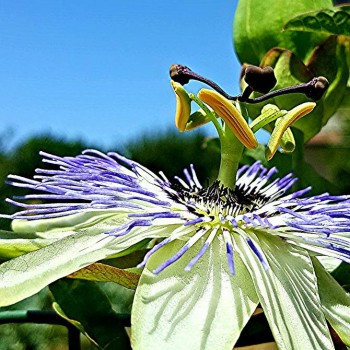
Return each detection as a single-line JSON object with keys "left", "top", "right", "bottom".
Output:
{"left": 170, "top": 80, "right": 191, "bottom": 132}
{"left": 266, "top": 102, "right": 315, "bottom": 160}
{"left": 198, "top": 89, "right": 258, "bottom": 149}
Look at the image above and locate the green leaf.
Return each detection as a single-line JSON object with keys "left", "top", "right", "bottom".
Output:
{"left": 313, "top": 258, "right": 350, "bottom": 347}
{"left": 306, "top": 35, "right": 349, "bottom": 124}
{"left": 131, "top": 238, "right": 259, "bottom": 350}
{"left": 233, "top": 0, "right": 332, "bottom": 65}
{"left": 53, "top": 302, "right": 99, "bottom": 347}
{"left": 67, "top": 262, "right": 140, "bottom": 289}
{"left": 234, "top": 232, "right": 334, "bottom": 350}
{"left": 50, "top": 279, "right": 133, "bottom": 349}
{"left": 284, "top": 6, "right": 350, "bottom": 35}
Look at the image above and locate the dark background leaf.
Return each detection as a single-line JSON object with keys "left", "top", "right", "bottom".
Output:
{"left": 332, "top": 262, "right": 350, "bottom": 292}
{"left": 49, "top": 279, "right": 133, "bottom": 349}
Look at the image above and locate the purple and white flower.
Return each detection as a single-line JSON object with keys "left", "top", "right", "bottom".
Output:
{"left": 0, "top": 149, "right": 350, "bottom": 349}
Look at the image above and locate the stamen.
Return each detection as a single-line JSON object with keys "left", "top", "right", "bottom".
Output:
{"left": 170, "top": 80, "right": 192, "bottom": 132}
{"left": 197, "top": 89, "right": 258, "bottom": 149}
{"left": 249, "top": 104, "right": 283, "bottom": 133}
{"left": 266, "top": 102, "right": 316, "bottom": 160}
{"left": 279, "top": 126, "right": 295, "bottom": 153}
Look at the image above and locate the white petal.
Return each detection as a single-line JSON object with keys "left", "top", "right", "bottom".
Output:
{"left": 234, "top": 231, "right": 334, "bottom": 350}
{"left": 131, "top": 236, "right": 259, "bottom": 350}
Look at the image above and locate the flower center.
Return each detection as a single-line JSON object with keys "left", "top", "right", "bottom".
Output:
{"left": 171, "top": 180, "right": 270, "bottom": 221}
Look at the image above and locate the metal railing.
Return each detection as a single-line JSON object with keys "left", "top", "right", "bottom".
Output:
{"left": 0, "top": 310, "right": 81, "bottom": 349}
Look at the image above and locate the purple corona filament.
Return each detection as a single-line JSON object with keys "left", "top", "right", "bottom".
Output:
{"left": 2, "top": 150, "right": 350, "bottom": 276}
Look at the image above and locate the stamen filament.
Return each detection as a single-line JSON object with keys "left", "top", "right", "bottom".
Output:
{"left": 189, "top": 93, "right": 224, "bottom": 138}
{"left": 249, "top": 104, "right": 285, "bottom": 133}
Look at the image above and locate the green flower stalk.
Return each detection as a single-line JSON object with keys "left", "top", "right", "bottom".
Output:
{"left": 0, "top": 65, "right": 349, "bottom": 350}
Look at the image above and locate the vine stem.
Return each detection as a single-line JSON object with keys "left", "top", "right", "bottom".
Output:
{"left": 190, "top": 93, "right": 245, "bottom": 189}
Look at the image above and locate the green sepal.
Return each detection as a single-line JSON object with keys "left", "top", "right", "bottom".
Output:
{"left": 265, "top": 102, "right": 315, "bottom": 160}
{"left": 0, "top": 213, "right": 154, "bottom": 307}
{"left": 12, "top": 210, "right": 126, "bottom": 233}
{"left": 313, "top": 258, "right": 350, "bottom": 347}
{"left": 67, "top": 262, "right": 140, "bottom": 290}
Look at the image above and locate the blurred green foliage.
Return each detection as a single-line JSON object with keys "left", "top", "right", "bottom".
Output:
{"left": 125, "top": 130, "right": 219, "bottom": 186}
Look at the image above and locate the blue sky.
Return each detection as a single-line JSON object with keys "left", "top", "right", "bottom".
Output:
{"left": 0, "top": 1, "right": 240, "bottom": 151}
